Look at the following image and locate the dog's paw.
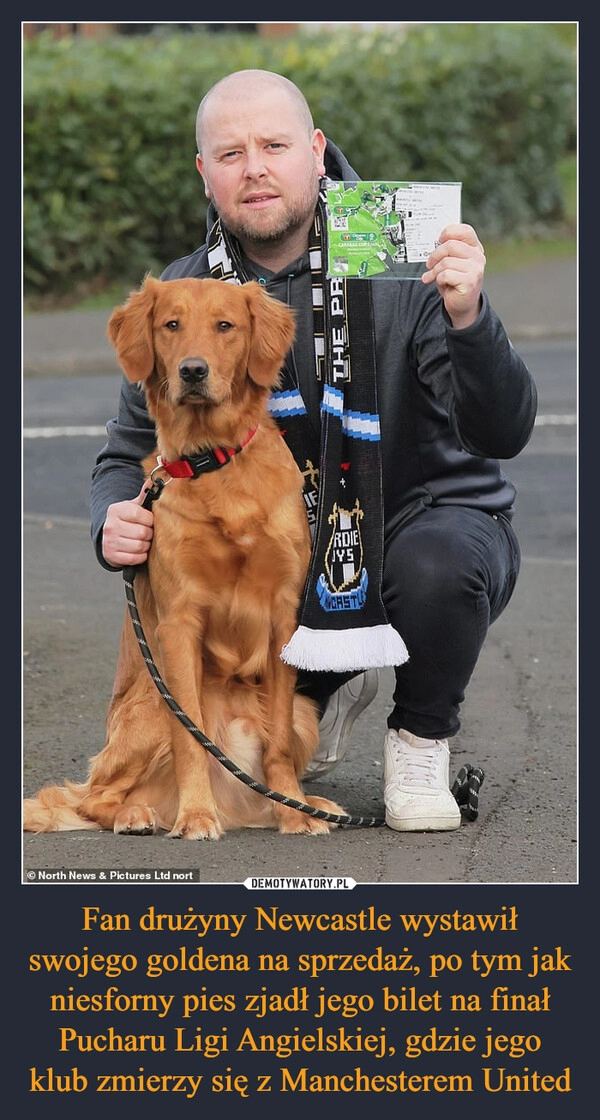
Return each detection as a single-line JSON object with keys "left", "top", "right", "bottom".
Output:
{"left": 277, "top": 813, "right": 332, "bottom": 835}
{"left": 168, "top": 812, "right": 223, "bottom": 841}
{"left": 113, "top": 806, "right": 159, "bottom": 835}
{"left": 282, "top": 795, "right": 347, "bottom": 835}
{"left": 275, "top": 797, "right": 344, "bottom": 835}
{"left": 306, "top": 795, "right": 347, "bottom": 820}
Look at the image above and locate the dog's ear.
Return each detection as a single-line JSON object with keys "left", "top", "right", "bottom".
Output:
{"left": 243, "top": 281, "right": 296, "bottom": 387}
{"left": 106, "top": 275, "right": 161, "bottom": 382}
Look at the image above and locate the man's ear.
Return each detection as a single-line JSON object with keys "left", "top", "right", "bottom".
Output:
{"left": 196, "top": 154, "right": 211, "bottom": 199}
{"left": 244, "top": 281, "right": 296, "bottom": 388}
{"left": 312, "top": 128, "right": 327, "bottom": 177}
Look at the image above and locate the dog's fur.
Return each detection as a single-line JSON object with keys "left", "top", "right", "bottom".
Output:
{"left": 23, "top": 276, "right": 345, "bottom": 839}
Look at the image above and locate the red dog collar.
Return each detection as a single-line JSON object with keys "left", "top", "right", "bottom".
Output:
{"left": 158, "top": 427, "right": 258, "bottom": 479}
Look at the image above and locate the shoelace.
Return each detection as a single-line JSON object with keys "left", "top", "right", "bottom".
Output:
{"left": 392, "top": 742, "right": 443, "bottom": 786}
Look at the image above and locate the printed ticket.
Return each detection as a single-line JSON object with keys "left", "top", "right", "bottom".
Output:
{"left": 325, "top": 180, "right": 462, "bottom": 279}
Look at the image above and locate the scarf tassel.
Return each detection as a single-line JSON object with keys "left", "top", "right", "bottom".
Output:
{"left": 281, "top": 623, "right": 409, "bottom": 673}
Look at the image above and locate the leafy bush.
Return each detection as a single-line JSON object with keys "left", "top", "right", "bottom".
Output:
{"left": 23, "top": 24, "right": 576, "bottom": 303}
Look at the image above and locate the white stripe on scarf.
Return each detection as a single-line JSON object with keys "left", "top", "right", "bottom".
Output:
{"left": 321, "top": 386, "right": 381, "bottom": 440}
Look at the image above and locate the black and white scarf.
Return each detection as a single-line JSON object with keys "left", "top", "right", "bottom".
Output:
{"left": 207, "top": 181, "right": 408, "bottom": 673}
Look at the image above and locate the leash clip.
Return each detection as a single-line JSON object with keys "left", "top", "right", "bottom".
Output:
{"left": 142, "top": 470, "right": 171, "bottom": 510}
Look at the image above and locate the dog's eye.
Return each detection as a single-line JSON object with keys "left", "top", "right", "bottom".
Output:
{"left": 217, "top": 320, "right": 234, "bottom": 332}
{"left": 165, "top": 319, "right": 179, "bottom": 331}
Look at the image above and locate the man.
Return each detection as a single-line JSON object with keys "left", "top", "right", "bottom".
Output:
{"left": 91, "top": 69, "right": 537, "bottom": 833}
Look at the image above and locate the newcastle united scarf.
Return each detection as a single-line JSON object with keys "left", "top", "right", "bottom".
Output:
{"left": 207, "top": 182, "right": 408, "bottom": 673}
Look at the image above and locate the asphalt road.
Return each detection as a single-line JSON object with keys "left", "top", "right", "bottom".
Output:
{"left": 22, "top": 272, "right": 577, "bottom": 886}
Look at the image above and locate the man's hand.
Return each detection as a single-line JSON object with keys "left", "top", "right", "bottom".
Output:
{"left": 422, "top": 223, "right": 486, "bottom": 329}
{"left": 102, "top": 484, "right": 154, "bottom": 568}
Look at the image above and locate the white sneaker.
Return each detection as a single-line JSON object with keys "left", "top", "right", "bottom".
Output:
{"left": 303, "top": 669, "right": 379, "bottom": 780}
{"left": 383, "top": 728, "right": 461, "bottom": 831}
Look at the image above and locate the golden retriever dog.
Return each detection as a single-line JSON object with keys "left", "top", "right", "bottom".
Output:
{"left": 23, "top": 276, "right": 345, "bottom": 839}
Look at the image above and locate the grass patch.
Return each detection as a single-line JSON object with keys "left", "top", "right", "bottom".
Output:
{"left": 485, "top": 152, "right": 576, "bottom": 272}
{"left": 557, "top": 152, "right": 577, "bottom": 222}
{"left": 72, "top": 282, "right": 135, "bottom": 312}
{"left": 485, "top": 236, "right": 576, "bottom": 274}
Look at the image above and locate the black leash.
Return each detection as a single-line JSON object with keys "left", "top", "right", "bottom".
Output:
{"left": 451, "top": 765, "right": 485, "bottom": 822}
{"left": 121, "top": 478, "right": 484, "bottom": 828}
{"left": 122, "top": 566, "right": 384, "bottom": 828}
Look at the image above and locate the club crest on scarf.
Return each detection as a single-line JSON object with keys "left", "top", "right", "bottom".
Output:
{"left": 318, "top": 499, "right": 367, "bottom": 610}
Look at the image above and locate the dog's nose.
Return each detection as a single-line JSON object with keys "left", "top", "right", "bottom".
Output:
{"left": 179, "top": 357, "right": 209, "bottom": 384}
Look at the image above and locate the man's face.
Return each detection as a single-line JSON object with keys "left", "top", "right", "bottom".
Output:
{"left": 196, "top": 88, "right": 326, "bottom": 252}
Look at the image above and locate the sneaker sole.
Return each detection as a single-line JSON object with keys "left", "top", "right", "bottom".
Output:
{"left": 304, "top": 670, "right": 379, "bottom": 780}
{"left": 385, "top": 809, "right": 461, "bottom": 832}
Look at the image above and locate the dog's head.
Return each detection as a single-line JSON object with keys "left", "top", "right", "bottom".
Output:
{"left": 107, "top": 276, "right": 296, "bottom": 448}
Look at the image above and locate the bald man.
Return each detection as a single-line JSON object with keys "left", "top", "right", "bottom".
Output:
{"left": 92, "top": 70, "right": 536, "bottom": 833}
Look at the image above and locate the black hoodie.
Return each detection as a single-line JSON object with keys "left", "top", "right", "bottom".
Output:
{"left": 91, "top": 139, "right": 537, "bottom": 568}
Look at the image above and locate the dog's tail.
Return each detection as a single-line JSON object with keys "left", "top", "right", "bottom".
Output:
{"left": 23, "top": 781, "right": 100, "bottom": 833}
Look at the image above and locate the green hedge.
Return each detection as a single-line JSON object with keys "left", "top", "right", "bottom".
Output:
{"left": 23, "top": 24, "right": 576, "bottom": 302}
